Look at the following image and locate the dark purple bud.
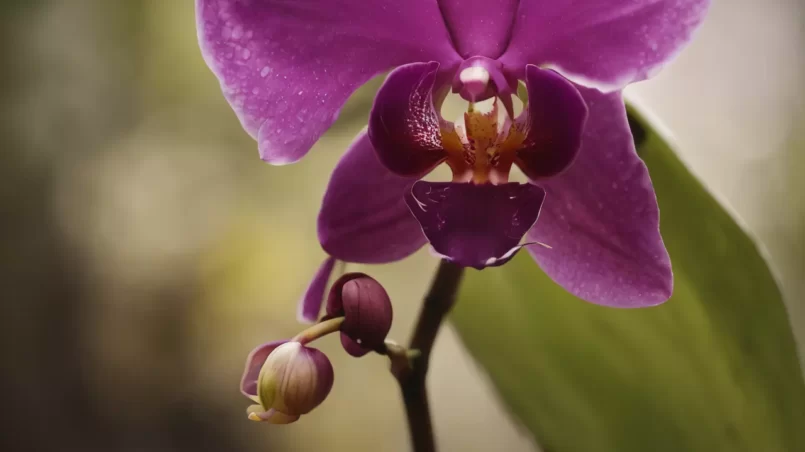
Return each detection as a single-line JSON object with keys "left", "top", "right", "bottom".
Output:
{"left": 326, "top": 273, "right": 393, "bottom": 357}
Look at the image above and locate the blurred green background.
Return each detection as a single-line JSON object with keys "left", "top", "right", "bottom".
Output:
{"left": 1, "top": 1, "right": 803, "bottom": 451}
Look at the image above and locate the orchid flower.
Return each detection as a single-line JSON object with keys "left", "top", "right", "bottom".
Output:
{"left": 197, "top": 1, "right": 709, "bottom": 311}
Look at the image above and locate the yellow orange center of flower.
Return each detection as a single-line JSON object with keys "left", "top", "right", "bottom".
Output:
{"left": 440, "top": 100, "right": 526, "bottom": 185}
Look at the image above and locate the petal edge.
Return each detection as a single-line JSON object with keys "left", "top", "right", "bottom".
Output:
{"left": 318, "top": 133, "right": 427, "bottom": 264}
{"left": 527, "top": 88, "right": 672, "bottom": 307}
{"left": 196, "top": 0, "right": 460, "bottom": 164}
{"left": 406, "top": 181, "right": 545, "bottom": 269}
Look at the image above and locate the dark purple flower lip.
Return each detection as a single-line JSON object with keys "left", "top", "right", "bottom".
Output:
{"left": 405, "top": 181, "right": 546, "bottom": 270}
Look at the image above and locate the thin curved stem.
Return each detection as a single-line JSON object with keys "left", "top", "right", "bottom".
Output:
{"left": 291, "top": 317, "right": 344, "bottom": 345}
{"left": 394, "top": 260, "right": 465, "bottom": 452}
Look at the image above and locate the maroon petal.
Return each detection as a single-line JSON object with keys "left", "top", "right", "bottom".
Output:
{"left": 318, "top": 133, "right": 427, "bottom": 263}
{"left": 197, "top": 0, "right": 460, "bottom": 165}
{"left": 368, "top": 62, "right": 448, "bottom": 178}
{"left": 406, "top": 182, "right": 546, "bottom": 269}
{"left": 515, "top": 65, "right": 588, "bottom": 181}
{"left": 527, "top": 88, "right": 672, "bottom": 307}
{"left": 240, "top": 339, "right": 287, "bottom": 399}
{"left": 438, "top": 0, "right": 518, "bottom": 59}
{"left": 297, "top": 257, "right": 336, "bottom": 323}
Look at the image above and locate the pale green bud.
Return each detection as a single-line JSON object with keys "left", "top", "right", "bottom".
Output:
{"left": 248, "top": 341, "right": 334, "bottom": 424}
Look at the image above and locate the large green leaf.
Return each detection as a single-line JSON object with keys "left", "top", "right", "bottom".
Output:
{"left": 451, "top": 105, "right": 805, "bottom": 452}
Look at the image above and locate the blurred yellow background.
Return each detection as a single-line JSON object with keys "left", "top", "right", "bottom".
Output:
{"left": 1, "top": 1, "right": 802, "bottom": 451}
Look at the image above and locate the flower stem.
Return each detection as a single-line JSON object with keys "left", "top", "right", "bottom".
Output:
{"left": 291, "top": 317, "right": 344, "bottom": 345}
{"left": 395, "top": 260, "right": 465, "bottom": 452}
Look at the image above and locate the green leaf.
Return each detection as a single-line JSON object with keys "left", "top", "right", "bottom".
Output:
{"left": 451, "top": 104, "right": 805, "bottom": 452}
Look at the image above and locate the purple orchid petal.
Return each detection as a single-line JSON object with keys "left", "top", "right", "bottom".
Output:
{"left": 515, "top": 65, "right": 588, "bottom": 181}
{"left": 196, "top": 0, "right": 460, "bottom": 165}
{"left": 241, "top": 339, "right": 287, "bottom": 399}
{"left": 406, "top": 181, "right": 546, "bottom": 269}
{"left": 369, "top": 62, "right": 448, "bottom": 178}
{"left": 438, "top": 0, "right": 518, "bottom": 59}
{"left": 527, "top": 87, "right": 672, "bottom": 307}
{"left": 318, "top": 132, "right": 428, "bottom": 263}
{"left": 499, "top": 0, "right": 710, "bottom": 91}
{"left": 297, "top": 257, "right": 336, "bottom": 323}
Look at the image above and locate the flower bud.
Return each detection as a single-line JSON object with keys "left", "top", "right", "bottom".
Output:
{"left": 242, "top": 341, "right": 333, "bottom": 424}
{"left": 326, "top": 273, "right": 393, "bottom": 357}
{"left": 241, "top": 340, "right": 287, "bottom": 401}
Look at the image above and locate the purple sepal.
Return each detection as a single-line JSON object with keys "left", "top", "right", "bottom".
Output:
{"left": 326, "top": 273, "right": 393, "bottom": 357}
{"left": 196, "top": 0, "right": 460, "bottom": 165}
{"left": 498, "top": 0, "right": 711, "bottom": 91}
{"left": 405, "top": 181, "right": 546, "bottom": 269}
{"left": 297, "top": 257, "right": 336, "bottom": 324}
{"left": 437, "top": 0, "right": 518, "bottom": 59}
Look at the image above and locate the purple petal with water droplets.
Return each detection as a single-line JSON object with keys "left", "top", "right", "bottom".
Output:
{"left": 527, "top": 88, "right": 672, "bottom": 307}
{"left": 499, "top": 0, "right": 710, "bottom": 91}
{"left": 196, "top": 0, "right": 460, "bottom": 164}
